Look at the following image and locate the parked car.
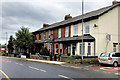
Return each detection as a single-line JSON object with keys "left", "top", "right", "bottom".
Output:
{"left": 99, "top": 52, "right": 120, "bottom": 67}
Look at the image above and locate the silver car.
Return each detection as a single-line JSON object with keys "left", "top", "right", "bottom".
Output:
{"left": 99, "top": 52, "right": 120, "bottom": 67}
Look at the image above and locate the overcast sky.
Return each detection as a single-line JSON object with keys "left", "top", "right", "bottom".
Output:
{"left": 0, "top": 0, "right": 120, "bottom": 45}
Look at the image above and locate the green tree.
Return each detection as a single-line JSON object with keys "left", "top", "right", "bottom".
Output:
{"left": 15, "top": 27, "right": 34, "bottom": 58}
{"left": 8, "top": 35, "right": 14, "bottom": 54}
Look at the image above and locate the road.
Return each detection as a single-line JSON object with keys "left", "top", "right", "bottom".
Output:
{"left": 0, "top": 56, "right": 119, "bottom": 80}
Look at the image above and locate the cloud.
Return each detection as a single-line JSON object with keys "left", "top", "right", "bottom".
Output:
{"left": 1, "top": 0, "right": 119, "bottom": 44}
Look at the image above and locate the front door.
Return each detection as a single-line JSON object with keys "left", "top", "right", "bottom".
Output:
{"left": 55, "top": 44, "right": 58, "bottom": 54}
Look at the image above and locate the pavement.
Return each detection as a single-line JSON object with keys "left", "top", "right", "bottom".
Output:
{"left": 1, "top": 56, "right": 120, "bottom": 75}
{"left": 0, "top": 56, "right": 119, "bottom": 79}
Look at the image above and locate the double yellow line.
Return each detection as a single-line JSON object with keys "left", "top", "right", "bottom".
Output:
{"left": 0, "top": 69, "right": 10, "bottom": 80}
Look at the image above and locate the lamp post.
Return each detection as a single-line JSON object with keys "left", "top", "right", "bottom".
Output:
{"left": 6, "top": 32, "right": 8, "bottom": 54}
{"left": 81, "top": 0, "right": 84, "bottom": 64}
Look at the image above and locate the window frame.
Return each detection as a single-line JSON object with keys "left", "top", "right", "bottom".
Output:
{"left": 85, "top": 21, "right": 90, "bottom": 34}
{"left": 65, "top": 26, "right": 69, "bottom": 37}
{"left": 74, "top": 24, "right": 78, "bottom": 35}
{"left": 58, "top": 28, "right": 61, "bottom": 38}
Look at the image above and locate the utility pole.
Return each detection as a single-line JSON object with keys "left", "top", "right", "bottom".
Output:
{"left": 6, "top": 32, "right": 8, "bottom": 53}
{"left": 81, "top": 0, "right": 84, "bottom": 64}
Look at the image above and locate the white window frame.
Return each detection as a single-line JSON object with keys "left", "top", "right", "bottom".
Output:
{"left": 65, "top": 26, "right": 69, "bottom": 37}
{"left": 74, "top": 24, "right": 78, "bottom": 35}
{"left": 87, "top": 43, "right": 91, "bottom": 56}
{"left": 58, "top": 28, "right": 61, "bottom": 38}
{"left": 48, "top": 30, "right": 50, "bottom": 39}
{"left": 80, "top": 43, "right": 85, "bottom": 55}
{"left": 60, "top": 43, "right": 62, "bottom": 54}
{"left": 85, "top": 21, "right": 90, "bottom": 34}
{"left": 43, "top": 31, "right": 46, "bottom": 40}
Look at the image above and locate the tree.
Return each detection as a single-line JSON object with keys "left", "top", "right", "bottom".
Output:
{"left": 8, "top": 35, "right": 14, "bottom": 54}
{"left": 15, "top": 27, "right": 34, "bottom": 58}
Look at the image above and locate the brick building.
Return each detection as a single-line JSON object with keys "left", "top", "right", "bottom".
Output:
{"left": 33, "top": 1, "right": 120, "bottom": 57}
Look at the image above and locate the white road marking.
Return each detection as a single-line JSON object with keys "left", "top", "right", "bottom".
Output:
{"left": 15, "top": 63, "right": 23, "bottom": 66}
{"left": 29, "top": 66, "right": 46, "bottom": 72}
{"left": 58, "top": 75, "right": 74, "bottom": 80}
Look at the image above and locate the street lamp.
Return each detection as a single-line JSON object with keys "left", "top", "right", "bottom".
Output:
{"left": 81, "top": 0, "right": 84, "bottom": 64}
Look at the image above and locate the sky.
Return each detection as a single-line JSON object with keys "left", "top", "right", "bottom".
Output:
{"left": 0, "top": 0, "right": 120, "bottom": 45}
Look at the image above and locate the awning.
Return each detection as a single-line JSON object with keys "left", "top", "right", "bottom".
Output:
{"left": 34, "top": 34, "right": 95, "bottom": 44}
{"left": 54, "top": 34, "right": 95, "bottom": 43}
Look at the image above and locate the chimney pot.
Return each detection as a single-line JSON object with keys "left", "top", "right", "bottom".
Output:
{"left": 64, "top": 14, "right": 72, "bottom": 20}
{"left": 112, "top": 0, "right": 120, "bottom": 5}
{"left": 43, "top": 24, "right": 49, "bottom": 28}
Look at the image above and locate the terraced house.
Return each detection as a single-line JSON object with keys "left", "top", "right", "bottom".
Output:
{"left": 33, "top": 1, "right": 120, "bottom": 57}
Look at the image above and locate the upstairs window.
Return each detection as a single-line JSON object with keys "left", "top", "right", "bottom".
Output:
{"left": 74, "top": 24, "right": 78, "bottom": 35}
{"left": 65, "top": 26, "right": 69, "bottom": 37}
{"left": 39, "top": 32, "right": 41, "bottom": 40}
{"left": 58, "top": 28, "right": 61, "bottom": 38}
{"left": 36, "top": 34, "right": 37, "bottom": 40}
{"left": 85, "top": 21, "right": 90, "bottom": 34}
{"left": 48, "top": 30, "right": 50, "bottom": 39}
{"left": 43, "top": 31, "right": 46, "bottom": 40}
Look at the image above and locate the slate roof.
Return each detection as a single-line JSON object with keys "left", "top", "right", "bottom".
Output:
{"left": 34, "top": 3, "right": 120, "bottom": 33}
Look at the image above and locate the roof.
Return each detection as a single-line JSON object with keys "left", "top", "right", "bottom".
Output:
{"left": 54, "top": 34, "right": 95, "bottom": 43}
{"left": 34, "top": 3, "right": 120, "bottom": 33}
{"left": 34, "top": 34, "right": 95, "bottom": 43}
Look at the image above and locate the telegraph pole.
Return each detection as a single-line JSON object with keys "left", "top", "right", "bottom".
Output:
{"left": 81, "top": 0, "right": 84, "bottom": 64}
{"left": 6, "top": 32, "right": 8, "bottom": 53}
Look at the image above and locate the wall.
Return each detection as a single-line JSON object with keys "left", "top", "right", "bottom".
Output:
{"left": 97, "top": 6, "right": 118, "bottom": 55}
{"left": 118, "top": 6, "right": 120, "bottom": 52}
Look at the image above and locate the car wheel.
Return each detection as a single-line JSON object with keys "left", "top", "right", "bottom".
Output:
{"left": 113, "top": 62, "right": 118, "bottom": 67}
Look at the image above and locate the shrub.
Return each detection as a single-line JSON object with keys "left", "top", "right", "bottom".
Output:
{"left": 40, "top": 46, "right": 49, "bottom": 56}
{"left": 2, "top": 52, "right": 5, "bottom": 56}
{"left": 71, "top": 55, "right": 81, "bottom": 59}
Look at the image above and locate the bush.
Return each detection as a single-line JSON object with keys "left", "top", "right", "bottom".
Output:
{"left": 71, "top": 55, "right": 81, "bottom": 59}
{"left": 40, "top": 46, "right": 49, "bottom": 56}
{"left": 2, "top": 51, "right": 5, "bottom": 56}
{"left": 35, "top": 53, "right": 39, "bottom": 56}
{"left": 61, "top": 54, "right": 68, "bottom": 56}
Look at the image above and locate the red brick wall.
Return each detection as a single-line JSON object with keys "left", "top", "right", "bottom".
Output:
{"left": 58, "top": 43, "right": 60, "bottom": 54}
{"left": 45, "top": 31, "right": 48, "bottom": 40}
{"left": 37, "top": 33, "right": 39, "bottom": 40}
{"left": 61, "top": 27, "right": 65, "bottom": 38}
{"left": 69, "top": 26, "right": 71, "bottom": 37}
{"left": 54, "top": 29, "right": 58, "bottom": 40}
{"left": 41, "top": 32, "right": 43, "bottom": 40}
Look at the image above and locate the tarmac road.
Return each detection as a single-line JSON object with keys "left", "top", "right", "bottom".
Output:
{"left": 0, "top": 56, "right": 119, "bottom": 80}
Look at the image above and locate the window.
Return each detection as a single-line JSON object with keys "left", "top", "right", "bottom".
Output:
{"left": 80, "top": 43, "right": 85, "bottom": 55}
{"left": 85, "top": 21, "right": 90, "bottom": 34}
{"left": 100, "top": 53, "right": 110, "bottom": 57}
{"left": 113, "top": 43, "right": 117, "bottom": 52}
{"left": 43, "top": 31, "right": 46, "bottom": 40}
{"left": 58, "top": 28, "right": 61, "bottom": 38}
{"left": 60, "top": 43, "right": 62, "bottom": 54}
{"left": 48, "top": 44, "right": 50, "bottom": 52}
{"left": 65, "top": 26, "right": 69, "bottom": 37}
{"left": 36, "top": 34, "right": 37, "bottom": 40}
{"left": 67, "top": 45, "right": 71, "bottom": 56}
{"left": 87, "top": 43, "right": 91, "bottom": 55}
{"left": 74, "top": 24, "right": 78, "bottom": 35}
{"left": 48, "top": 30, "right": 50, "bottom": 39}
{"left": 39, "top": 32, "right": 41, "bottom": 40}
{"left": 55, "top": 44, "right": 58, "bottom": 54}
{"left": 72, "top": 44, "right": 76, "bottom": 55}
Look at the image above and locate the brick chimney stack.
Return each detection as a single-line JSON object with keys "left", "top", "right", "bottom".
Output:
{"left": 112, "top": 0, "right": 120, "bottom": 5}
{"left": 43, "top": 24, "right": 49, "bottom": 28}
{"left": 64, "top": 14, "right": 72, "bottom": 20}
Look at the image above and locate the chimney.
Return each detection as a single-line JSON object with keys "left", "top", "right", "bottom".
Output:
{"left": 64, "top": 14, "right": 72, "bottom": 20}
{"left": 112, "top": 0, "right": 120, "bottom": 5}
{"left": 43, "top": 24, "right": 49, "bottom": 28}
